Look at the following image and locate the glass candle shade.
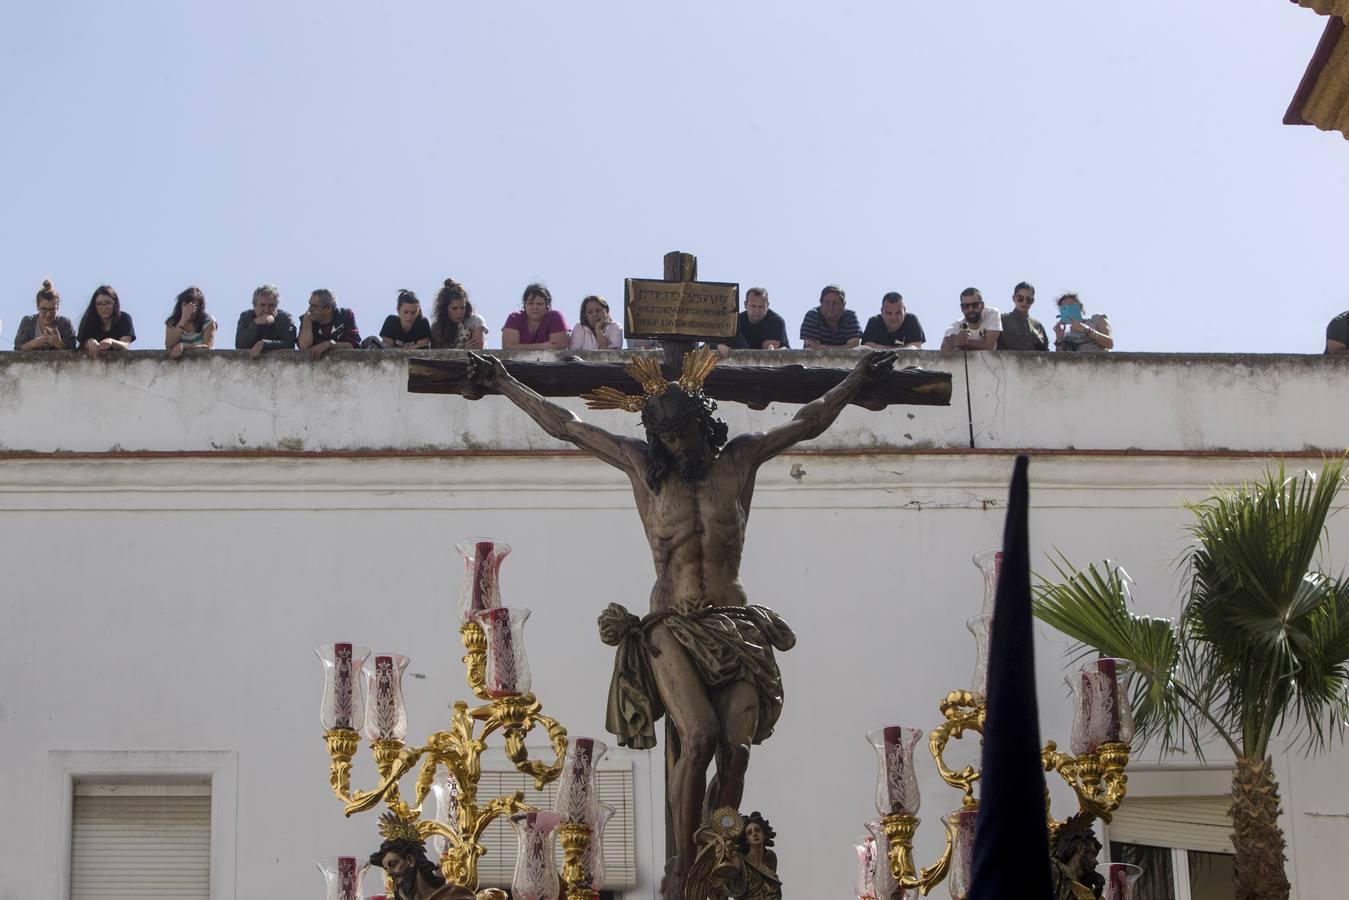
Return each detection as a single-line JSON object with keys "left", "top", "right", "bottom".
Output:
{"left": 508, "top": 810, "right": 563, "bottom": 900}
{"left": 424, "top": 770, "right": 460, "bottom": 859}
{"left": 316, "top": 856, "right": 369, "bottom": 900}
{"left": 1104, "top": 862, "right": 1143, "bottom": 900}
{"left": 317, "top": 643, "right": 370, "bottom": 732}
{"left": 554, "top": 736, "right": 609, "bottom": 824}
{"left": 965, "top": 615, "right": 993, "bottom": 701}
{"left": 854, "top": 834, "right": 877, "bottom": 900}
{"left": 457, "top": 538, "right": 511, "bottom": 624}
{"left": 866, "top": 726, "right": 924, "bottom": 817}
{"left": 474, "top": 607, "right": 532, "bottom": 698}
{"left": 943, "top": 809, "right": 978, "bottom": 899}
{"left": 973, "top": 548, "right": 1003, "bottom": 616}
{"left": 1067, "top": 658, "right": 1136, "bottom": 755}
{"left": 573, "top": 802, "right": 615, "bottom": 891}
{"left": 362, "top": 653, "right": 410, "bottom": 742}
{"left": 865, "top": 819, "right": 914, "bottom": 900}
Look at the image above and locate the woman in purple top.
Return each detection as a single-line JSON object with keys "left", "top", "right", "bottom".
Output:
{"left": 501, "top": 283, "right": 569, "bottom": 350}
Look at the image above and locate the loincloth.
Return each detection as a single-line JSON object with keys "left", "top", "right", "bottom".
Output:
{"left": 597, "top": 602, "right": 797, "bottom": 750}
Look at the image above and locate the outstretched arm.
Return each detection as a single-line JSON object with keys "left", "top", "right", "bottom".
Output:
{"left": 729, "top": 350, "right": 897, "bottom": 465}
{"left": 465, "top": 353, "right": 645, "bottom": 473}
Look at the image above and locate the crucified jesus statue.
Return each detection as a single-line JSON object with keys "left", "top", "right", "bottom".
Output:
{"left": 464, "top": 347, "right": 898, "bottom": 899}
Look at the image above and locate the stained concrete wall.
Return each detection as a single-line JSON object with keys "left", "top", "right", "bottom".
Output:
{"left": 1, "top": 351, "right": 1347, "bottom": 899}
{"left": 2, "top": 349, "right": 1347, "bottom": 453}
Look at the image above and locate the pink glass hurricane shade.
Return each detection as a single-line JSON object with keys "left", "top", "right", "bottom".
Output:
{"left": 554, "top": 736, "right": 609, "bottom": 824}
{"left": 361, "top": 653, "right": 411, "bottom": 742}
{"left": 866, "top": 725, "right": 924, "bottom": 817}
{"left": 508, "top": 810, "right": 564, "bottom": 900}
{"left": 456, "top": 538, "right": 512, "bottom": 624}
{"left": 316, "top": 643, "right": 371, "bottom": 732}
{"left": 316, "top": 856, "right": 370, "bottom": 900}
{"left": 1105, "top": 862, "right": 1143, "bottom": 900}
{"left": 473, "top": 607, "right": 532, "bottom": 698}
{"left": 1067, "top": 658, "right": 1136, "bottom": 755}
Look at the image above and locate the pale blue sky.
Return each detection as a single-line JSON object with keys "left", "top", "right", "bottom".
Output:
{"left": 2, "top": 1, "right": 1346, "bottom": 353}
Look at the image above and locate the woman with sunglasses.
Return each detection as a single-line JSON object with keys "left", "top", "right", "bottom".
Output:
{"left": 996, "top": 282, "right": 1049, "bottom": 351}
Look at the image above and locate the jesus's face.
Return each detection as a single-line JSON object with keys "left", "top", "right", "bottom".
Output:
{"left": 657, "top": 419, "right": 712, "bottom": 480}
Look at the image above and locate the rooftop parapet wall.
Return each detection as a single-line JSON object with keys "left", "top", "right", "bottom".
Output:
{"left": 0, "top": 349, "right": 1345, "bottom": 454}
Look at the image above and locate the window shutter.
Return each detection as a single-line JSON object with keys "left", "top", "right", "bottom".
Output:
{"left": 475, "top": 767, "right": 637, "bottom": 890}
{"left": 1106, "top": 795, "right": 1234, "bottom": 855}
{"left": 70, "top": 782, "right": 212, "bottom": 898}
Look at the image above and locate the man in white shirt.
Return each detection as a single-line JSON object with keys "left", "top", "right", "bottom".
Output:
{"left": 940, "top": 287, "right": 1001, "bottom": 352}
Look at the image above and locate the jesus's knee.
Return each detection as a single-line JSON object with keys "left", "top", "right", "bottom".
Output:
{"left": 680, "top": 724, "right": 718, "bottom": 767}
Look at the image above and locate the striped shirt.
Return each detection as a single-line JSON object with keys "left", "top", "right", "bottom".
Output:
{"left": 800, "top": 307, "right": 861, "bottom": 346}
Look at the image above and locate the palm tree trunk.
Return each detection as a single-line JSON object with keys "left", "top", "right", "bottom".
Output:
{"left": 1230, "top": 757, "right": 1290, "bottom": 900}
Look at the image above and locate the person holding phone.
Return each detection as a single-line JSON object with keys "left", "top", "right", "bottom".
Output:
{"left": 1052, "top": 292, "right": 1113, "bottom": 352}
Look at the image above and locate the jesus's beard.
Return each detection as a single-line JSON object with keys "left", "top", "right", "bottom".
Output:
{"left": 394, "top": 867, "right": 419, "bottom": 899}
{"left": 675, "top": 452, "right": 708, "bottom": 481}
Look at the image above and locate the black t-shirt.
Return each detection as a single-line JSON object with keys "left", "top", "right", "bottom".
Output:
{"left": 720, "top": 309, "right": 790, "bottom": 349}
{"left": 861, "top": 313, "right": 925, "bottom": 347}
{"left": 380, "top": 315, "right": 432, "bottom": 347}
{"left": 77, "top": 311, "right": 136, "bottom": 348}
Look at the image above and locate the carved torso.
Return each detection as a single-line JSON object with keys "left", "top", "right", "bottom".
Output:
{"left": 630, "top": 450, "right": 752, "bottom": 612}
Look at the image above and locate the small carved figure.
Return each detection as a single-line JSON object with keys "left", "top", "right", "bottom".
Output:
{"left": 1050, "top": 825, "right": 1105, "bottom": 900}
{"left": 369, "top": 812, "right": 506, "bottom": 900}
{"left": 686, "top": 808, "right": 782, "bottom": 900}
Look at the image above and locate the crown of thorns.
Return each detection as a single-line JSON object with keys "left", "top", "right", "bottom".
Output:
{"left": 580, "top": 349, "right": 719, "bottom": 413}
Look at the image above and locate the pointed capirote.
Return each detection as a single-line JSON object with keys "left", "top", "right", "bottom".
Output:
{"left": 967, "top": 455, "right": 1053, "bottom": 899}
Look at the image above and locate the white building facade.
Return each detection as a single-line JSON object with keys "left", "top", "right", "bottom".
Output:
{"left": 1, "top": 348, "right": 1346, "bottom": 899}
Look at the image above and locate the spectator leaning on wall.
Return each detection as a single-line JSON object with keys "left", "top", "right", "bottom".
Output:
{"left": 861, "top": 291, "right": 925, "bottom": 349}
{"left": 1052, "top": 292, "right": 1113, "bottom": 352}
{"left": 14, "top": 279, "right": 76, "bottom": 351}
{"left": 1326, "top": 311, "right": 1348, "bottom": 355}
{"left": 997, "top": 282, "right": 1048, "bottom": 352}
{"left": 298, "top": 289, "right": 360, "bottom": 359}
{"left": 76, "top": 285, "right": 136, "bottom": 357}
{"left": 164, "top": 286, "right": 217, "bottom": 359}
{"left": 235, "top": 284, "right": 297, "bottom": 358}
{"left": 941, "top": 287, "right": 1001, "bottom": 352}
{"left": 800, "top": 284, "right": 861, "bottom": 349}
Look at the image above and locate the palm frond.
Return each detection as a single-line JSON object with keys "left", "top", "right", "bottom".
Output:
{"left": 1032, "top": 555, "right": 1198, "bottom": 754}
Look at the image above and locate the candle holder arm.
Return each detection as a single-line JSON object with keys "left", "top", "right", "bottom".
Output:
{"left": 1041, "top": 740, "right": 1131, "bottom": 825}
{"left": 884, "top": 812, "right": 957, "bottom": 897}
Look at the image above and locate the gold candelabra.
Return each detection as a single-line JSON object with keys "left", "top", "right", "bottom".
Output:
{"left": 320, "top": 621, "right": 592, "bottom": 896}
{"left": 866, "top": 552, "right": 1136, "bottom": 899}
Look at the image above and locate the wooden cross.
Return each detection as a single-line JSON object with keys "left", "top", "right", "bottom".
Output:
{"left": 408, "top": 251, "right": 952, "bottom": 409}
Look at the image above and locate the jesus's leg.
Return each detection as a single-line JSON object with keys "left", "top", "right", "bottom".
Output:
{"left": 707, "top": 679, "right": 758, "bottom": 815}
{"left": 647, "top": 625, "right": 719, "bottom": 895}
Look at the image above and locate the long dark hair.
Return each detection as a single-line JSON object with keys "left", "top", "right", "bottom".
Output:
{"left": 78, "top": 285, "right": 121, "bottom": 342}
{"left": 431, "top": 278, "right": 473, "bottom": 347}
{"left": 640, "top": 387, "right": 729, "bottom": 492}
{"left": 166, "top": 286, "right": 207, "bottom": 330}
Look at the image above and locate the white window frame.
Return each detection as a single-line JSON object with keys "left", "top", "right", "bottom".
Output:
{"left": 45, "top": 750, "right": 238, "bottom": 900}
{"left": 1104, "top": 763, "right": 1234, "bottom": 900}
